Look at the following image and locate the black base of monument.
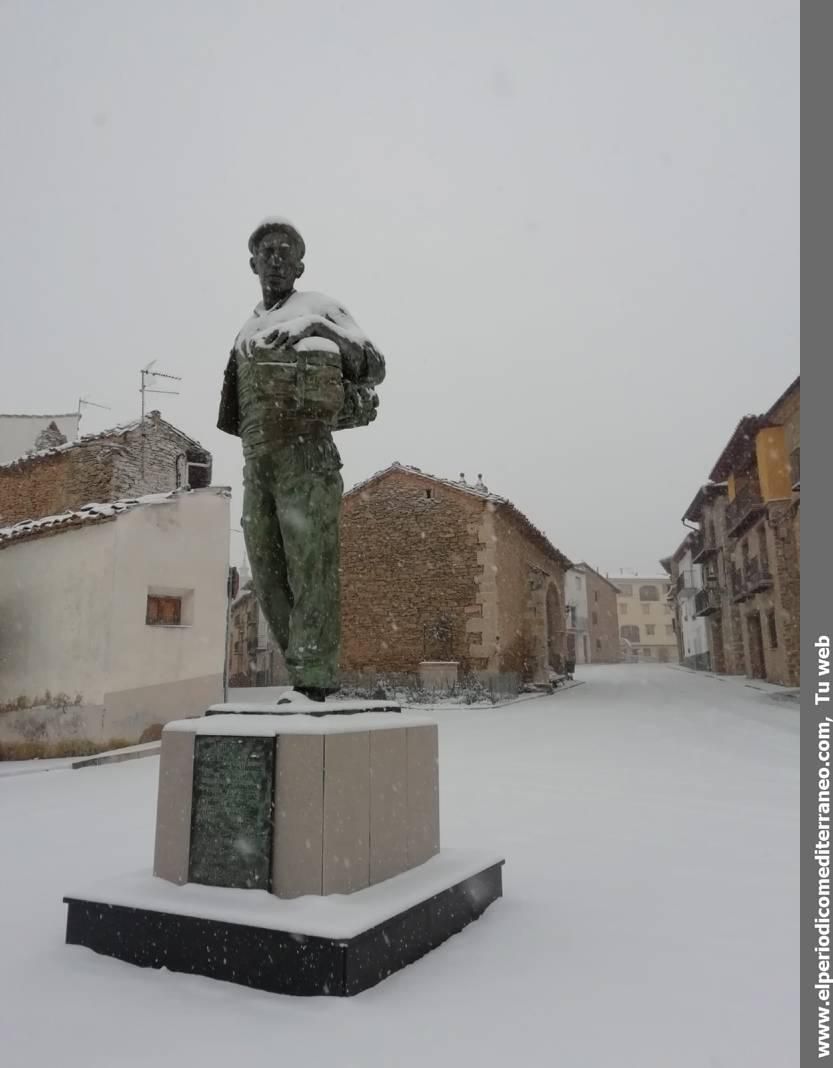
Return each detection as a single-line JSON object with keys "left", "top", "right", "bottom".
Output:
{"left": 64, "top": 862, "right": 503, "bottom": 997}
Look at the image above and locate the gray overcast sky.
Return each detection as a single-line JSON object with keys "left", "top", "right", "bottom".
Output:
{"left": 0, "top": 0, "right": 798, "bottom": 575}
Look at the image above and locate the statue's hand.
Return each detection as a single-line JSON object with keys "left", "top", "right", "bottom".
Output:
{"left": 361, "top": 340, "right": 386, "bottom": 386}
{"left": 260, "top": 326, "right": 295, "bottom": 349}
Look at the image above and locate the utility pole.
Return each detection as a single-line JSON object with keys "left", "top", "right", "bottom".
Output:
{"left": 139, "top": 361, "right": 181, "bottom": 477}
{"left": 76, "top": 396, "right": 110, "bottom": 435}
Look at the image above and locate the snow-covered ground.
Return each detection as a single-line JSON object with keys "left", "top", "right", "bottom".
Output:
{"left": 1, "top": 665, "right": 797, "bottom": 1067}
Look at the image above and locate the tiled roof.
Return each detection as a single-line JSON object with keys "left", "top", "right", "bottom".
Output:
{"left": 0, "top": 487, "right": 230, "bottom": 550}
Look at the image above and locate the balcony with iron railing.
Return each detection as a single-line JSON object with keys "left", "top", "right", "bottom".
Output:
{"left": 726, "top": 482, "right": 766, "bottom": 537}
{"left": 744, "top": 556, "right": 773, "bottom": 596}
{"left": 691, "top": 528, "right": 718, "bottom": 564}
{"left": 731, "top": 557, "right": 773, "bottom": 602}
{"left": 791, "top": 446, "right": 800, "bottom": 490}
{"left": 695, "top": 586, "right": 721, "bottom": 617}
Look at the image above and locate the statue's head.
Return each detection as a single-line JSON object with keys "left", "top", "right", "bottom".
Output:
{"left": 248, "top": 218, "right": 305, "bottom": 307}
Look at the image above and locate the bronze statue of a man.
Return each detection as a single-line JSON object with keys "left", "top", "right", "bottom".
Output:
{"left": 218, "top": 218, "right": 385, "bottom": 700}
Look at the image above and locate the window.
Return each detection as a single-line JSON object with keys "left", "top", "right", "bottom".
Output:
{"left": 596, "top": 639, "right": 601, "bottom": 650}
{"left": 767, "top": 610, "right": 778, "bottom": 649}
{"left": 618, "top": 584, "right": 633, "bottom": 597}
{"left": 639, "top": 585, "right": 659, "bottom": 602}
{"left": 621, "top": 625, "right": 640, "bottom": 643}
{"left": 594, "top": 591, "right": 598, "bottom": 603}
{"left": 146, "top": 586, "right": 194, "bottom": 626}
{"left": 592, "top": 611, "right": 598, "bottom": 625}
{"left": 643, "top": 647, "right": 653, "bottom": 657}
{"left": 146, "top": 595, "right": 182, "bottom": 626}
{"left": 620, "top": 602, "right": 628, "bottom": 615}
{"left": 758, "top": 527, "right": 769, "bottom": 567}
{"left": 665, "top": 625, "right": 674, "bottom": 636}
{"left": 641, "top": 603, "right": 651, "bottom": 615}
{"left": 425, "top": 489, "right": 432, "bottom": 498}
{"left": 646, "top": 624, "right": 655, "bottom": 636}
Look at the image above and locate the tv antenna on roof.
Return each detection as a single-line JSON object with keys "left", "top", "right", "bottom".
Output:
{"left": 139, "top": 360, "right": 182, "bottom": 477}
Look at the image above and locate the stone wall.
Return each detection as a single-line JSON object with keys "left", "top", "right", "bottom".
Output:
{"left": 492, "top": 509, "right": 566, "bottom": 680}
{"left": 0, "top": 413, "right": 212, "bottom": 527}
{"left": 340, "top": 471, "right": 483, "bottom": 674}
{"left": 110, "top": 417, "right": 212, "bottom": 500}
{"left": 0, "top": 447, "right": 115, "bottom": 527}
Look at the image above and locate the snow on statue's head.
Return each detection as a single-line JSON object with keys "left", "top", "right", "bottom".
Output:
{"left": 248, "top": 217, "right": 306, "bottom": 308}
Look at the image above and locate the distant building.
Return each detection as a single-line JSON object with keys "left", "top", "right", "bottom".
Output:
{"left": 340, "top": 464, "right": 572, "bottom": 683}
{"left": 664, "top": 535, "right": 710, "bottom": 670}
{"left": 680, "top": 482, "right": 746, "bottom": 675}
{"left": 564, "top": 568, "right": 589, "bottom": 663}
{"left": 672, "top": 375, "right": 800, "bottom": 686}
{"left": 0, "top": 411, "right": 80, "bottom": 465}
{"left": 0, "top": 488, "right": 230, "bottom": 745}
{"left": 612, "top": 575, "right": 678, "bottom": 663}
{"left": 227, "top": 581, "right": 289, "bottom": 688}
{"left": 565, "top": 563, "right": 621, "bottom": 664}
{"left": 0, "top": 410, "right": 212, "bottom": 527}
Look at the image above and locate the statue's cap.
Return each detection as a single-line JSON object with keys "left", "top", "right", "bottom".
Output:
{"left": 248, "top": 217, "right": 305, "bottom": 258}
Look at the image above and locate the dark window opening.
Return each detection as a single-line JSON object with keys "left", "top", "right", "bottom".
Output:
{"left": 767, "top": 610, "right": 778, "bottom": 649}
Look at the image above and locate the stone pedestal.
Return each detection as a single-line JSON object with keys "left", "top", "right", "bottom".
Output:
{"left": 64, "top": 701, "right": 504, "bottom": 996}
{"left": 153, "top": 711, "right": 440, "bottom": 898}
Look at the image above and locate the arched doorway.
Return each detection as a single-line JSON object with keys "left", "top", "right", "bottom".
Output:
{"left": 545, "top": 582, "right": 564, "bottom": 669}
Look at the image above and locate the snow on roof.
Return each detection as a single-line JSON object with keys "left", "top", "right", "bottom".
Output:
{"left": 0, "top": 486, "right": 230, "bottom": 550}
{"left": 0, "top": 413, "right": 206, "bottom": 471}
{"left": 345, "top": 463, "right": 573, "bottom": 570}
{"left": 0, "top": 412, "right": 79, "bottom": 419}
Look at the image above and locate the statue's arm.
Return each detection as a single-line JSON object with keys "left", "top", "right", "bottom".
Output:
{"left": 217, "top": 351, "right": 240, "bottom": 436}
{"left": 263, "top": 305, "right": 386, "bottom": 386}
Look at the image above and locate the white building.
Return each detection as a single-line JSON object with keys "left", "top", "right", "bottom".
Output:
{"left": 0, "top": 412, "right": 80, "bottom": 465}
{"left": 0, "top": 487, "right": 230, "bottom": 744}
{"left": 564, "top": 567, "right": 590, "bottom": 663}
{"left": 667, "top": 535, "right": 711, "bottom": 671}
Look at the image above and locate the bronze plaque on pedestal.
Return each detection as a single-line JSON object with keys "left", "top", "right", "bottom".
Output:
{"left": 188, "top": 736, "right": 275, "bottom": 890}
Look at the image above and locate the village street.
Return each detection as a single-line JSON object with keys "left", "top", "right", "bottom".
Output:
{"left": 0, "top": 665, "right": 798, "bottom": 1068}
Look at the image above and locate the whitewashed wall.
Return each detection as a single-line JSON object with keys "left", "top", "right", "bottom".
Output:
{"left": 564, "top": 567, "right": 590, "bottom": 663}
{"left": 677, "top": 547, "right": 710, "bottom": 666}
{"left": 0, "top": 488, "right": 229, "bottom": 742}
{"left": 0, "top": 413, "right": 80, "bottom": 464}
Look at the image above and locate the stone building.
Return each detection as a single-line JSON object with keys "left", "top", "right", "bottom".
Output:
{"left": 680, "top": 482, "right": 746, "bottom": 675}
{"left": 675, "top": 375, "right": 800, "bottom": 685}
{"left": 612, "top": 574, "right": 678, "bottom": 662}
{"left": 0, "top": 410, "right": 212, "bottom": 527}
{"left": 340, "top": 464, "right": 572, "bottom": 682}
{"left": 701, "top": 377, "right": 800, "bottom": 685}
{"left": 0, "top": 488, "right": 230, "bottom": 745}
{"left": 227, "top": 582, "right": 289, "bottom": 688}
{"left": 565, "top": 563, "right": 620, "bottom": 664}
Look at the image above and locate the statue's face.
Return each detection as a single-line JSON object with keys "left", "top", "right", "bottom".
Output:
{"left": 251, "top": 231, "right": 304, "bottom": 305}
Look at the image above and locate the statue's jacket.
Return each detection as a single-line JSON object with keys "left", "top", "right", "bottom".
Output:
{"left": 218, "top": 290, "right": 384, "bottom": 440}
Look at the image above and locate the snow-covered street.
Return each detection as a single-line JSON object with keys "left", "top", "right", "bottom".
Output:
{"left": 0, "top": 665, "right": 797, "bottom": 1068}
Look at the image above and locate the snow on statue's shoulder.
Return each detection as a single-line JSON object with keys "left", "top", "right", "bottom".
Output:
{"left": 235, "top": 289, "right": 368, "bottom": 355}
